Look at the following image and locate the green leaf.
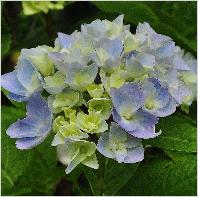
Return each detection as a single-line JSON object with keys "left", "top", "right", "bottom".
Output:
{"left": 146, "top": 1, "right": 196, "bottom": 53}
{"left": 1, "top": 106, "right": 65, "bottom": 195}
{"left": 12, "top": 150, "right": 64, "bottom": 195}
{"left": 82, "top": 165, "right": 98, "bottom": 195}
{"left": 91, "top": 2, "right": 159, "bottom": 24}
{"left": 103, "top": 159, "right": 139, "bottom": 195}
{"left": 90, "top": 1, "right": 196, "bottom": 55}
{"left": 36, "top": 133, "right": 58, "bottom": 167}
{"left": 145, "top": 113, "right": 196, "bottom": 153}
{"left": 82, "top": 157, "right": 139, "bottom": 195}
{"left": 1, "top": 107, "right": 31, "bottom": 194}
{"left": 119, "top": 152, "right": 196, "bottom": 195}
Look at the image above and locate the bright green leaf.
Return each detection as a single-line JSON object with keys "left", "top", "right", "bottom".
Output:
{"left": 120, "top": 152, "right": 196, "bottom": 195}
{"left": 1, "top": 107, "right": 32, "bottom": 194}
{"left": 145, "top": 113, "right": 196, "bottom": 153}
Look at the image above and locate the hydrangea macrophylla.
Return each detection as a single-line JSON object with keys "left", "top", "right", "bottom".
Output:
{"left": 141, "top": 78, "right": 176, "bottom": 117}
{"left": 76, "top": 111, "right": 108, "bottom": 133}
{"left": 56, "top": 139, "right": 98, "bottom": 174}
{"left": 1, "top": 15, "right": 196, "bottom": 174}
{"left": 88, "top": 98, "right": 112, "bottom": 119}
{"left": 6, "top": 93, "right": 52, "bottom": 149}
{"left": 97, "top": 122, "right": 144, "bottom": 163}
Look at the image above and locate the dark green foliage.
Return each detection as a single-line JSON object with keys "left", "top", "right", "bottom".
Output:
{"left": 119, "top": 152, "right": 196, "bottom": 196}
{"left": 82, "top": 156, "right": 139, "bottom": 195}
{"left": 145, "top": 113, "right": 197, "bottom": 153}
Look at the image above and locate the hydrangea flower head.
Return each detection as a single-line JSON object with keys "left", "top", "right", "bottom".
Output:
{"left": 1, "top": 15, "right": 196, "bottom": 173}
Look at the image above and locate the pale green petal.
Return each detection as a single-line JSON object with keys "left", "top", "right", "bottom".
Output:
{"left": 20, "top": 46, "right": 55, "bottom": 76}
{"left": 87, "top": 83, "right": 104, "bottom": 98}
{"left": 76, "top": 111, "right": 108, "bottom": 133}
{"left": 52, "top": 114, "right": 88, "bottom": 146}
{"left": 51, "top": 132, "right": 65, "bottom": 146}
{"left": 181, "top": 72, "right": 197, "bottom": 84}
{"left": 124, "top": 32, "right": 139, "bottom": 53}
{"left": 44, "top": 71, "right": 66, "bottom": 94}
{"left": 100, "top": 69, "right": 126, "bottom": 94}
{"left": 65, "top": 140, "right": 96, "bottom": 174}
{"left": 59, "top": 122, "right": 88, "bottom": 140}
{"left": 48, "top": 95, "right": 63, "bottom": 114}
{"left": 53, "top": 88, "right": 80, "bottom": 108}
{"left": 88, "top": 98, "right": 112, "bottom": 120}
{"left": 96, "top": 119, "right": 109, "bottom": 133}
{"left": 180, "top": 103, "right": 189, "bottom": 114}
{"left": 82, "top": 153, "right": 99, "bottom": 169}
{"left": 63, "top": 107, "right": 77, "bottom": 122}
{"left": 52, "top": 116, "right": 66, "bottom": 133}
{"left": 57, "top": 142, "right": 80, "bottom": 168}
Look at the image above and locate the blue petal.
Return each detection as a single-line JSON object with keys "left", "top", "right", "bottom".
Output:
{"left": 173, "top": 57, "right": 190, "bottom": 71}
{"left": 81, "top": 19, "right": 105, "bottom": 38}
{"left": 97, "top": 132, "right": 115, "bottom": 158}
{"left": 16, "top": 136, "right": 47, "bottom": 150}
{"left": 7, "top": 92, "right": 28, "bottom": 102}
{"left": 137, "top": 53, "right": 155, "bottom": 68}
{"left": 6, "top": 117, "right": 40, "bottom": 138}
{"left": 136, "top": 22, "right": 156, "bottom": 35}
{"left": 65, "top": 63, "right": 98, "bottom": 90}
{"left": 48, "top": 52, "right": 67, "bottom": 74}
{"left": 26, "top": 93, "right": 52, "bottom": 121}
{"left": 131, "top": 125, "right": 161, "bottom": 139}
{"left": 123, "top": 146, "right": 144, "bottom": 163}
{"left": 57, "top": 32, "right": 73, "bottom": 48}
{"left": 113, "top": 108, "right": 159, "bottom": 139}
{"left": 6, "top": 93, "right": 53, "bottom": 149}
{"left": 156, "top": 41, "right": 175, "bottom": 58}
{"left": 110, "top": 83, "right": 145, "bottom": 117}
{"left": 114, "top": 149, "right": 127, "bottom": 163}
{"left": 142, "top": 78, "right": 176, "bottom": 117}
{"left": 16, "top": 59, "right": 41, "bottom": 91}
{"left": 97, "top": 122, "right": 145, "bottom": 163}
{"left": 1, "top": 71, "right": 27, "bottom": 96}
{"left": 169, "top": 82, "right": 193, "bottom": 105}
{"left": 153, "top": 97, "right": 176, "bottom": 117}
{"left": 101, "top": 38, "right": 123, "bottom": 59}
{"left": 150, "top": 34, "right": 171, "bottom": 49}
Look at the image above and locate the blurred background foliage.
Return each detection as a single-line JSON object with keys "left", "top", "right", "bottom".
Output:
{"left": 1, "top": 1, "right": 197, "bottom": 196}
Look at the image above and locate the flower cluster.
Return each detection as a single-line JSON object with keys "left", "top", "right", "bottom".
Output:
{"left": 2, "top": 15, "right": 196, "bottom": 174}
